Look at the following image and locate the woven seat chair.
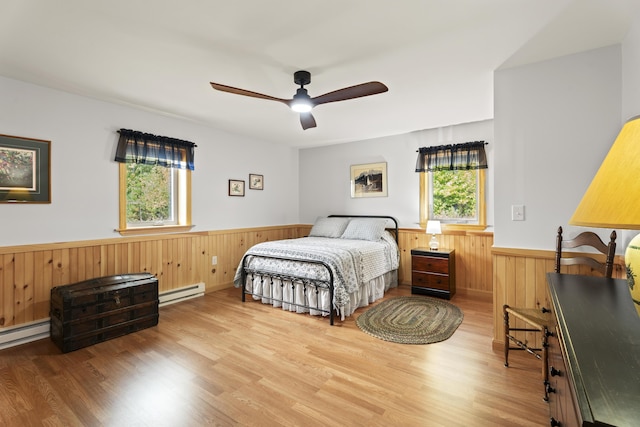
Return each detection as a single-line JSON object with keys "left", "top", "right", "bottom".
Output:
{"left": 503, "top": 226, "right": 616, "bottom": 401}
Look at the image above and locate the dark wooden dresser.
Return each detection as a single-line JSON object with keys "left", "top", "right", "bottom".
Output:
{"left": 410, "top": 248, "right": 455, "bottom": 299}
{"left": 546, "top": 272, "right": 640, "bottom": 426}
{"left": 50, "top": 273, "right": 159, "bottom": 353}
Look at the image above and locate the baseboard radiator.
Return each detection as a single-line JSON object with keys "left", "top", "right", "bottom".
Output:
{"left": 0, "top": 319, "right": 51, "bottom": 351}
{"left": 159, "top": 282, "right": 205, "bottom": 307}
{"left": 0, "top": 282, "right": 205, "bottom": 350}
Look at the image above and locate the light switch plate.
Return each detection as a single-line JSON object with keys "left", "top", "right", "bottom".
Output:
{"left": 512, "top": 204, "right": 525, "bottom": 221}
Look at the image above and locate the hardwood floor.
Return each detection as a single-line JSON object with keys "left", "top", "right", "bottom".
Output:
{"left": 0, "top": 285, "right": 549, "bottom": 426}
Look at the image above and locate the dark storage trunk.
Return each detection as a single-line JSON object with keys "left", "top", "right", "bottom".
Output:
{"left": 50, "top": 273, "right": 159, "bottom": 353}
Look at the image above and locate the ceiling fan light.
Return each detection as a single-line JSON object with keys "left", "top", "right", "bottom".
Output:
{"left": 291, "top": 88, "right": 313, "bottom": 113}
{"left": 291, "top": 101, "right": 312, "bottom": 113}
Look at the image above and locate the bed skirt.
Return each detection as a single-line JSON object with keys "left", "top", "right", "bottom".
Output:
{"left": 244, "top": 270, "right": 398, "bottom": 321}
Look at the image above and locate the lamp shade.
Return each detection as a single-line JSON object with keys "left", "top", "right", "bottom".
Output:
{"left": 570, "top": 115, "right": 640, "bottom": 316}
{"left": 426, "top": 220, "right": 441, "bottom": 250}
{"left": 570, "top": 115, "right": 640, "bottom": 229}
{"left": 426, "top": 220, "right": 442, "bottom": 235}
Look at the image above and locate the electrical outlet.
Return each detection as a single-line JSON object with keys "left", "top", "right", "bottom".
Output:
{"left": 211, "top": 256, "right": 218, "bottom": 265}
{"left": 511, "top": 205, "right": 525, "bottom": 221}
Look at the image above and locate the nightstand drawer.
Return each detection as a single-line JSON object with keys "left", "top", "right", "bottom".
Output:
{"left": 412, "top": 256, "right": 449, "bottom": 274}
{"left": 412, "top": 272, "right": 449, "bottom": 291}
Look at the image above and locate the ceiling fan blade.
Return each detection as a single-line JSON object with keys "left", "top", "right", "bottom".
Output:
{"left": 210, "top": 74, "right": 387, "bottom": 130}
{"left": 300, "top": 112, "right": 317, "bottom": 130}
{"left": 210, "top": 82, "right": 290, "bottom": 104}
{"left": 311, "top": 81, "right": 388, "bottom": 106}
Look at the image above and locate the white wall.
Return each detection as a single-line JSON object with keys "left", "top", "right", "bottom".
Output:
{"left": 2, "top": 36, "right": 635, "bottom": 251}
{"left": 622, "top": 9, "right": 640, "bottom": 122}
{"left": 0, "top": 76, "right": 299, "bottom": 246}
{"left": 494, "top": 45, "right": 622, "bottom": 250}
{"left": 298, "top": 120, "right": 494, "bottom": 229}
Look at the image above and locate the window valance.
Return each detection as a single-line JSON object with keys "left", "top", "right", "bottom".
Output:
{"left": 415, "top": 141, "right": 487, "bottom": 172}
{"left": 114, "top": 128, "right": 196, "bottom": 170}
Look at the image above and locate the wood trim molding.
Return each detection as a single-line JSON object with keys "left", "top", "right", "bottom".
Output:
{"left": 116, "top": 225, "right": 195, "bottom": 236}
{"left": 400, "top": 227, "right": 493, "bottom": 237}
{"left": 492, "top": 245, "right": 626, "bottom": 264}
{"left": 491, "top": 246, "right": 554, "bottom": 259}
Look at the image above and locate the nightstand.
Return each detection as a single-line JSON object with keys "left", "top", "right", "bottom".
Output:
{"left": 410, "top": 248, "right": 456, "bottom": 299}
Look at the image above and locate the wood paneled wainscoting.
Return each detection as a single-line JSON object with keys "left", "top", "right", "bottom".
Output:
{"left": 0, "top": 225, "right": 308, "bottom": 334}
{"left": 492, "top": 247, "right": 626, "bottom": 347}
{"left": 397, "top": 228, "right": 494, "bottom": 299}
{"left": 0, "top": 224, "right": 494, "bottom": 347}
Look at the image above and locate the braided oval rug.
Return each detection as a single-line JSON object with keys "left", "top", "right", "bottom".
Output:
{"left": 356, "top": 296, "right": 464, "bottom": 344}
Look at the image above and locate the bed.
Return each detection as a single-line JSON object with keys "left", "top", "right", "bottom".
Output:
{"left": 233, "top": 215, "right": 400, "bottom": 324}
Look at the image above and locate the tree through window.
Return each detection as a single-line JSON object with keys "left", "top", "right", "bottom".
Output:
{"left": 125, "top": 163, "right": 176, "bottom": 225}
{"left": 431, "top": 169, "right": 479, "bottom": 222}
{"left": 114, "top": 129, "right": 195, "bottom": 234}
{"left": 416, "top": 141, "right": 487, "bottom": 229}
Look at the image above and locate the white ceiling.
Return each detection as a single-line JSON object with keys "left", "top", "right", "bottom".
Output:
{"left": 1, "top": 0, "right": 638, "bottom": 147}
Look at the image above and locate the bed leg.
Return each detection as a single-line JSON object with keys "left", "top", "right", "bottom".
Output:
{"left": 241, "top": 273, "right": 246, "bottom": 302}
{"left": 329, "top": 286, "right": 334, "bottom": 325}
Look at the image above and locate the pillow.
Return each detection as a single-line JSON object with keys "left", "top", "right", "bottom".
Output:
{"left": 340, "top": 218, "right": 387, "bottom": 241}
{"left": 380, "top": 230, "right": 397, "bottom": 246}
{"left": 308, "top": 217, "right": 351, "bottom": 238}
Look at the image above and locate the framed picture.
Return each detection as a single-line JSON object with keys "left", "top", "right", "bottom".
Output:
{"left": 0, "top": 134, "right": 51, "bottom": 203}
{"left": 228, "top": 179, "right": 245, "bottom": 196}
{"left": 350, "top": 162, "right": 387, "bottom": 198}
{"left": 249, "top": 173, "right": 263, "bottom": 190}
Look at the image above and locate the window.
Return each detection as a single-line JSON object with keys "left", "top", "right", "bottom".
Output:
{"left": 416, "top": 141, "right": 487, "bottom": 230}
{"left": 115, "top": 129, "right": 195, "bottom": 235}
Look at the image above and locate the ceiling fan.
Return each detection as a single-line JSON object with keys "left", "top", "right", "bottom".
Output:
{"left": 210, "top": 70, "right": 388, "bottom": 130}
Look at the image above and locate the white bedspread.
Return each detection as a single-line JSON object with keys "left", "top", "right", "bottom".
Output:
{"left": 233, "top": 233, "right": 399, "bottom": 310}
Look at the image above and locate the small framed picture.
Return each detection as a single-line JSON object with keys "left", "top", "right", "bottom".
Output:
{"left": 350, "top": 162, "right": 388, "bottom": 198}
{"left": 249, "top": 174, "right": 264, "bottom": 190}
{"left": 228, "top": 179, "right": 245, "bottom": 196}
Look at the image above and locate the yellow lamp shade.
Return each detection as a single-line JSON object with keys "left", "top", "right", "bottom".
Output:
{"left": 570, "top": 115, "right": 640, "bottom": 315}
{"left": 570, "top": 115, "right": 640, "bottom": 230}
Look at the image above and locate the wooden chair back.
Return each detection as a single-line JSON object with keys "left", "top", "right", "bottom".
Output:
{"left": 555, "top": 226, "right": 617, "bottom": 278}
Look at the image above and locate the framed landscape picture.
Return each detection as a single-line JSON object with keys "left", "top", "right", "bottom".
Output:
{"left": 228, "top": 179, "right": 245, "bottom": 196}
{"left": 0, "top": 134, "right": 51, "bottom": 203}
{"left": 350, "top": 162, "right": 387, "bottom": 198}
{"left": 249, "top": 173, "right": 263, "bottom": 190}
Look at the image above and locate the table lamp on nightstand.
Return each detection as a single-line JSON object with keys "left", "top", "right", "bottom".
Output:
{"left": 426, "top": 220, "right": 442, "bottom": 251}
{"left": 570, "top": 115, "right": 640, "bottom": 315}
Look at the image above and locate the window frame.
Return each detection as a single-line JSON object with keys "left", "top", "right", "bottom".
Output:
{"left": 419, "top": 168, "right": 486, "bottom": 231}
{"left": 117, "top": 163, "right": 193, "bottom": 236}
